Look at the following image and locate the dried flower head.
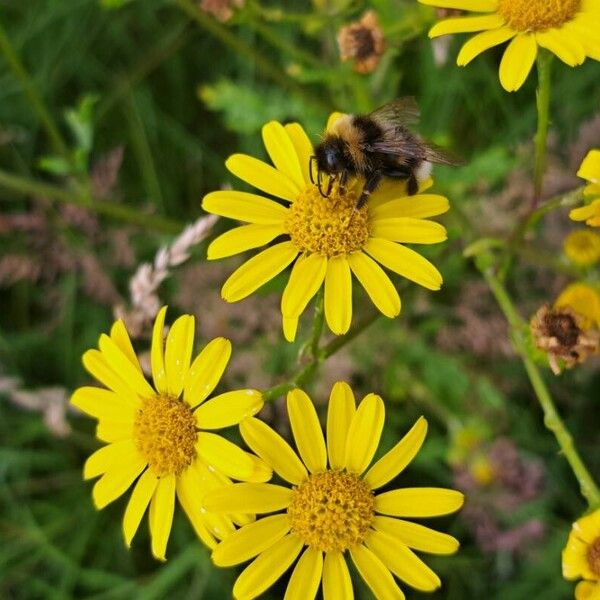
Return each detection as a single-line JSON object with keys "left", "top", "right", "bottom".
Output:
{"left": 531, "top": 304, "right": 599, "bottom": 375}
{"left": 337, "top": 11, "right": 385, "bottom": 74}
{"left": 200, "top": 0, "right": 244, "bottom": 22}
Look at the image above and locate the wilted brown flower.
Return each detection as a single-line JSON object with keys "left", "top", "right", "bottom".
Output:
{"left": 337, "top": 11, "right": 385, "bottom": 74}
{"left": 531, "top": 304, "right": 599, "bottom": 374}
{"left": 200, "top": 0, "right": 244, "bottom": 22}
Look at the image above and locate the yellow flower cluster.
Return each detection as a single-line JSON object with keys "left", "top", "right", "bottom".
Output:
{"left": 72, "top": 310, "right": 463, "bottom": 598}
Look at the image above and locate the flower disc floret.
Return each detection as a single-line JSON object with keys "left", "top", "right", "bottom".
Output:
{"left": 287, "top": 470, "right": 374, "bottom": 552}
{"left": 497, "top": 0, "right": 580, "bottom": 31}
{"left": 134, "top": 394, "right": 197, "bottom": 477}
{"left": 284, "top": 186, "right": 369, "bottom": 256}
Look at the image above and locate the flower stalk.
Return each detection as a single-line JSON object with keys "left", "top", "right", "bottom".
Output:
{"left": 533, "top": 50, "right": 553, "bottom": 205}
{"left": 481, "top": 264, "right": 600, "bottom": 508}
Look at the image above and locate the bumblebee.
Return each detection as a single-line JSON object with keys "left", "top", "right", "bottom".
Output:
{"left": 310, "top": 98, "right": 459, "bottom": 209}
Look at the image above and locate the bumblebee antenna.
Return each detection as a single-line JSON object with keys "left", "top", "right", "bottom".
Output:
{"left": 317, "top": 169, "right": 328, "bottom": 198}
{"left": 309, "top": 156, "right": 317, "bottom": 185}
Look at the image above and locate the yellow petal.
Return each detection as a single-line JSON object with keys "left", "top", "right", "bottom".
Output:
{"left": 348, "top": 251, "right": 401, "bottom": 318}
{"left": 207, "top": 224, "right": 285, "bottom": 260}
{"left": 322, "top": 552, "right": 354, "bottom": 600}
{"left": 96, "top": 419, "right": 133, "bottom": 443}
{"left": 366, "top": 530, "right": 441, "bottom": 592}
{"left": 151, "top": 306, "right": 168, "bottom": 394}
{"left": 149, "top": 474, "right": 176, "bottom": 561}
{"left": 349, "top": 544, "right": 405, "bottom": 600}
{"left": 184, "top": 337, "right": 232, "bottom": 408}
{"left": 375, "top": 487, "right": 464, "bottom": 517}
{"left": 499, "top": 34, "right": 537, "bottom": 92}
{"left": 212, "top": 514, "right": 291, "bottom": 566}
{"left": 71, "top": 386, "right": 136, "bottom": 420}
{"left": 419, "top": 0, "right": 496, "bottom": 9}
{"left": 344, "top": 393, "right": 385, "bottom": 475}
{"left": 326, "top": 112, "right": 345, "bottom": 131}
{"left": 326, "top": 382, "right": 356, "bottom": 470}
{"left": 370, "top": 217, "right": 447, "bottom": 244}
{"left": 226, "top": 153, "right": 300, "bottom": 202}
{"left": 98, "top": 333, "right": 155, "bottom": 399}
{"left": 196, "top": 432, "right": 255, "bottom": 480}
{"left": 202, "top": 190, "right": 289, "bottom": 224}
{"left": 82, "top": 350, "right": 142, "bottom": 406}
{"left": 110, "top": 319, "right": 141, "bottom": 370}
{"left": 364, "top": 238, "right": 443, "bottom": 291}
{"left": 457, "top": 27, "right": 516, "bottom": 65}
{"left": 84, "top": 439, "right": 138, "bottom": 480}
{"left": 578, "top": 150, "right": 600, "bottom": 182}
{"left": 123, "top": 469, "right": 158, "bottom": 547}
{"left": 222, "top": 242, "right": 299, "bottom": 302}
{"left": 233, "top": 534, "right": 304, "bottom": 600}
{"left": 373, "top": 516, "right": 460, "bottom": 555}
{"left": 164, "top": 315, "right": 194, "bottom": 398}
{"left": 194, "top": 390, "right": 263, "bottom": 429}
{"left": 429, "top": 14, "right": 505, "bottom": 38}
{"left": 240, "top": 417, "right": 308, "bottom": 485}
{"left": 287, "top": 389, "right": 327, "bottom": 473}
{"left": 281, "top": 253, "right": 327, "bottom": 318}
{"left": 262, "top": 121, "right": 305, "bottom": 191}
{"left": 203, "top": 483, "right": 292, "bottom": 514}
{"left": 283, "top": 315, "right": 299, "bottom": 343}
{"left": 244, "top": 453, "right": 273, "bottom": 483}
{"left": 284, "top": 548, "right": 323, "bottom": 600}
{"left": 575, "top": 581, "right": 600, "bottom": 600}
{"left": 176, "top": 464, "right": 218, "bottom": 549}
{"left": 364, "top": 417, "right": 428, "bottom": 490}
{"left": 370, "top": 194, "right": 450, "bottom": 219}
{"left": 92, "top": 456, "right": 146, "bottom": 509}
{"left": 284, "top": 123, "right": 314, "bottom": 186}
{"left": 536, "top": 29, "right": 585, "bottom": 66}
{"left": 324, "top": 256, "right": 352, "bottom": 335}
{"left": 570, "top": 199, "right": 600, "bottom": 223}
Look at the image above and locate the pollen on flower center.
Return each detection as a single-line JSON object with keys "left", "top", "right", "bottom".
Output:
{"left": 284, "top": 185, "right": 370, "bottom": 257}
{"left": 287, "top": 470, "right": 375, "bottom": 552}
{"left": 587, "top": 537, "right": 600, "bottom": 577}
{"left": 497, "top": 0, "right": 580, "bottom": 31}
{"left": 133, "top": 394, "right": 197, "bottom": 477}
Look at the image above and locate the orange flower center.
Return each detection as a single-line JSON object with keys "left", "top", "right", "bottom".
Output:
{"left": 133, "top": 394, "right": 197, "bottom": 476}
{"left": 497, "top": 0, "right": 580, "bottom": 31}
{"left": 284, "top": 185, "right": 369, "bottom": 257}
{"left": 587, "top": 537, "right": 600, "bottom": 577}
{"left": 287, "top": 470, "right": 375, "bottom": 552}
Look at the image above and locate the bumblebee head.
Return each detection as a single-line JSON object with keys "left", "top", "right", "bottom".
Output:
{"left": 314, "top": 137, "right": 346, "bottom": 174}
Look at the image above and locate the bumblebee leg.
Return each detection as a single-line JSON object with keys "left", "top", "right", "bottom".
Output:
{"left": 339, "top": 169, "right": 349, "bottom": 194}
{"left": 407, "top": 174, "right": 418, "bottom": 195}
{"left": 326, "top": 173, "right": 336, "bottom": 197}
{"left": 309, "top": 156, "right": 317, "bottom": 185}
{"left": 356, "top": 172, "right": 382, "bottom": 210}
{"left": 317, "top": 170, "right": 327, "bottom": 198}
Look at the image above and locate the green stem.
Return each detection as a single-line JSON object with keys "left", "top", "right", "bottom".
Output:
{"left": 481, "top": 266, "right": 600, "bottom": 508}
{"left": 262, "top": 310, "right": 381, "bottom": 402}
{"left": 0, "top": 169, "right": 183, "bottom": 234}
{"left": 310, "top": 290, "right": 325, "bottom": 359}
{"left": 533, "top": 50, "right": 553, "bottom": 204}
{"left": 0, "top": 19, "right": 68, "bottom": 157}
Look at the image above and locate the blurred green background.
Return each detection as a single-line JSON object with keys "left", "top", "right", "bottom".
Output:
{"left": 1, "top": 0, "right": 599, "bottom": 598}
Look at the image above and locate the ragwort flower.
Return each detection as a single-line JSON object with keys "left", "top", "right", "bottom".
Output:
{"left": 202, "top": 118, "right": 449, "bottom": 341}
{"left": 563, "top": 230, "right": 600, "bottom": 266}
{"left": 563, "top": 509, "right": 600, "bottom": 599}
{"left": 71, "top": 307, "right": 270, "bottom": 559}
{"left": 419, "top": 0, "right": 600, "bottom": 91}
{"left": 203, "top": 382, "right": 463, "bottom": 599}
{"left": 570, "top": 150, "right": 600, "bottom": 227}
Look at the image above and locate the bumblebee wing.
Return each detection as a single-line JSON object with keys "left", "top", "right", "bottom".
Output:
{"left": 423, "top": 142, "right": 464, "bottom": 166}
{"left": 370, "top": 97, "right": 420, "bottom": 126}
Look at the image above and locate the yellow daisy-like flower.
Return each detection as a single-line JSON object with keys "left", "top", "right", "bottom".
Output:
{"left": 571, "top": 150, "right": 600, "bottom": 227}
{"left": 563, "top": 509, "right": 600, "bottom": 599}
{"left": 564, "top": 230, "right": 600, "bottom": 266}
{"left": 71, "top": 307, "right": 271, "bottom": 560}
{"left": 203, "top": 382, "right": 463, "bottom": 599}
{"left": 419, "top": 0, "right": 600, "bottom": 92}
{"left": 202, "top": 118, "right": 449, "bottom": 342}
{"left": 555, "top": 282, "right": 600, "bottom": 330}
